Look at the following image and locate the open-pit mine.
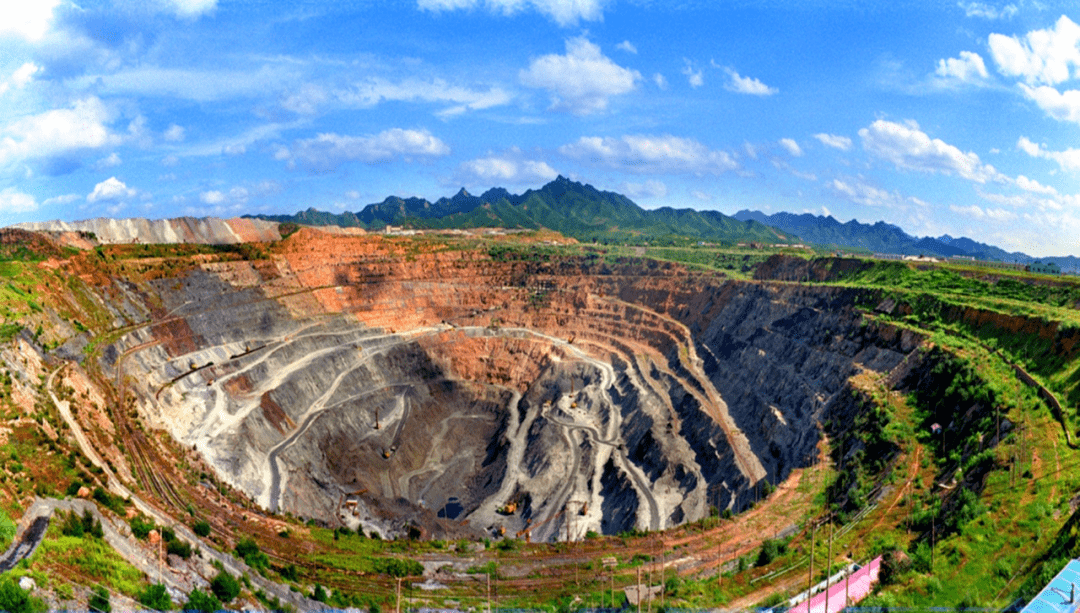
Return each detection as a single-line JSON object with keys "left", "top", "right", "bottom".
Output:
{"left": 3, "top": 219, "right": 1078, "bottom": 611}
{"left": 95, "top": 228, "right": 919, "bottom": 542}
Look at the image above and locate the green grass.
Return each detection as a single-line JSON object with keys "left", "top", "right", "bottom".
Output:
{"left": 31, "top": 531, "right": 145, "bottom": 597}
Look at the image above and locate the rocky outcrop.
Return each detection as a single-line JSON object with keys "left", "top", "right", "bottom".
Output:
{"left": 105, "top": 230, "right": 918, "bottom": 541}
{"left": 12, "top": 217, "right": 281, "bottom": 245}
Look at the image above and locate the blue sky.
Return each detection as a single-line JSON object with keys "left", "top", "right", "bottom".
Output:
{"left": 2, "top": 0, "right": 1080, "bottom": 256}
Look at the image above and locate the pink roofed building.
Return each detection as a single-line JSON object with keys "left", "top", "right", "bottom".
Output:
{"left": 787, "top": 556, "right": 882, "bottom": 613}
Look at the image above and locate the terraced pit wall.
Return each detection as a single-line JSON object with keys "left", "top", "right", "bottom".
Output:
{"left": 106, "top": 231, "right": 922, "bottom": 541}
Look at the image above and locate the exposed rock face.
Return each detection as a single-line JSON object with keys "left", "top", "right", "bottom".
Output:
{"left": 109, "top": 230, "right": 916, "bottom": 540}
{"left": 12, "top": 217, "right": 281, "bottom": 245}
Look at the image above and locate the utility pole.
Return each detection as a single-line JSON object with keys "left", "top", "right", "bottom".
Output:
{"left": 486, "top": 573, "right": 491, "bottom": 613}
{"left": 396, "top": 577, "right": 402, "bottom": 613}
{"left": 825, "top": 521, "right": 833, "bottom": 613}
{"left": 637, "top": 567, "right": 642, "bottom": 613}
{"left": 807, "top": 520, "right": 816, "bottom": 600}
{"left": 845, "top": 556, "right": 850, "bottom": 611}
{"left": 717, "top": 538, "right": 723, "bottom": 589}
{"left": 931, "top": 516, "right": 936, "bottom": 573}
{"left": 660, "top": 538, "right": 665, "bottom": 611}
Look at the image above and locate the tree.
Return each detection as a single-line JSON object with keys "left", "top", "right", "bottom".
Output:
{"left": 138, "top": 584, "right": 171, "bottom": 611}
{"left": 234, "top": 537, "right": 269, "bottom": 570}
{"left": 88, "top": 585, "right": 111, "bottom": 613}
{"left": 0, "top": 577, "right": 46, "bottom": 613}
{"left": 210, "top": 570, "right": 241, "bottom": 603}
{"left": 192, "top": 520, "right": 211, "bottom": 538}
{"left": 184, "top": 588, "right": 221, "bottom": 613}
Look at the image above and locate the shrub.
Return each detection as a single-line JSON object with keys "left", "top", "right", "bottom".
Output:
{"left": 138, "top": 584, "right": 171, "bottom": 611}
{"left": 0, "top": 577, "right": 46, "bottom": 613}
{"left": 755, "top": 538, "right": 786, "bottom": 567}
{"left": 92, "top": 488, "right": 125, "bottom": 515}
{"left": 88, "top": 585, "right": 111, "bottom": 613}
{"left": 279, "top": 564, "right": 299, "bottom": 582}
{"left": 0, "top": 509, "right": 15, "bottom": 550}
{"left": 61, "top": 509, "right": 103, "bottom": 539}
{"left": 210, "top": 570, "right": 241, "bottom": 603}
{"left": 373, "top": 558, "right": 424, "bottom": 577}
{"left": 235, "top": 538, "right": 269, "bottom": 569}
{"left": 312, "top": 584, "right": 327, "bottom": 602}
{"left": 159, "top": 526, "right": 176, "bottom": 544}
{"left": 192, "top": 520, "right": 211, "bottom": 538}
{"left": 166, "top": 539, "right": 192, "bottom": 560}
{"left": 184, "top": 588, "right": 221, "bottom": 613}
{"left": 129, "top": 516, "right": 154, "bottom": 540}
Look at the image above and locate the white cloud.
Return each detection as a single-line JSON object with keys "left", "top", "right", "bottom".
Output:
{"left": 959, "top": 2, "right": 1017, "bottom": 20}
{"left": 74, "top": 66, "right": 291, "bottom": 103}
{"left": 773, "top": 159, "right": 816, "bottom": 181}
{"left": 228, "top": 187, "right": 249, "bottom": 204}
{"left": 988, "top": 15, "right": 1080, "bottom": 86}
{"left": 160, "top": 0, "right": 217, "bottom": 18}
{"left": 1015, "top": 174, "right": 1058, "bottom": 195}
{"left": 254, "top": 180, "right": 282, "bottom": 197}
{"left": 0, "top": 97, "right": 120, "bottom": 168}
{"left": 1016, "top": 136, "right": 1080, "bottom": 172}
{"left": 345, "top": 190, "right": 361, "bottom": 200}
{"left": 416, "top": 0, "right": 607, "bottom": 27}
{"left": 113, "top": 0, "right": 217, "bottom": 18}
{"left": 0, "top": 0, "right": 59, "bottom": 41}
{"left": 0, "top": 189, "right": 38, "bottom": 213}
{"left": 935, "top": 51, "right": 990, "bottom": 82}
{"left": 161, "top": 155, "right": 180, "bottom": 167}
{"left": 200, "top": 190, "right": 226, "bottom": 205}
{"left": 859, "top": 119, "right": 1003, "bottom": 183}
{"left": 744, "top": 142, "right": 759, "bottom": 160}
{"left": 456, "top": 152, "right": 558, "bottom": 186}
{"left": 616, "top": 40, "right": 637, "bottom": 54}
{"left": 94, "top": 153, "right": 122, "bottom": 169}
{"left": 282, "top": 83, "right": 329, "bottom": 115}
{"left": 336, "top": 78, "right": 512, "bottom": 118}
{"left": 814, "top": 133, "right": 853, "bottom": 151}
{"left": 653, "top": 73, "right": 667, "bottom": 89}
{"left": 164, "top": 124, "right": 186, "bottom": 142}
{"left": 222, "top": 143, "right": 246, "bottom": 156}
{"left": 621, "top": 180, "right": 668, "bottom": 199}
{"left": 779, "top": 138, "right": 802, "bottom": 157}
{"left": 286, "top": 128, "right": 450, "bottom": 171}
{"left": 690, "top": 190, "right": 711, "bottom": 202}
{"left": 682, "top": 60, "right": 703, "bottom": 88}
{"left": 1017, "top": 135, "right": 1041, "bottom": 157}
{"left": 87, "top": 177, "right": 136, "bottom": 203}
{"left": 723, "top": 68, "right": 777, "bottom": 96}
{"left": 43, "top": 193, "right": 79, "bottom": 206}
{"left": 828, "top": 178, "right": 908, "bottom": 208}
{"left": 0, "top": 62, "right": 41, "bottom": 96}
{"left": 559, "top": 134, "right": 739, "bottom": 175}
{"left": 519, "top": 36, "right": 640, "bottom": 115}
{"left": 950, "top": 203, "right": 1017, "bottom": 221}
{"left": 1019, "top": 84, "right": 1080, "bottom": 125}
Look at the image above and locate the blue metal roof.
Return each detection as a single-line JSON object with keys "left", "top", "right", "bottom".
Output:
{"left": 1023, "top": 560, "right": 1080, "bottom": 613}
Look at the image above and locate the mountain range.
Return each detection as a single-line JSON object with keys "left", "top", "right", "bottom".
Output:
{"left": 732, "top": 210, "right": 1080, "bottom": 273}
{"left": 250, "top": 176, "right": 791, "bottom": 246}
{"left": 251, "top": 176, "right": 1078, "bottom": 272}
